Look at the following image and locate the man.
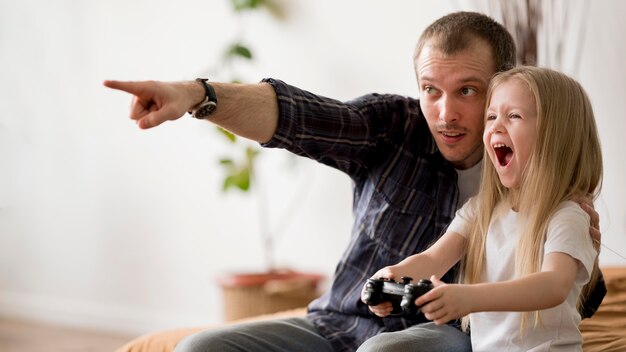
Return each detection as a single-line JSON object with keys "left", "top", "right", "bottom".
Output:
{"left": 104, "top": 11, "right": 603, "bottom": 352}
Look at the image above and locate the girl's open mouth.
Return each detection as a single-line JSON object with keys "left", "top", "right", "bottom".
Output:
{"left": 493, "top": 143, "right": 513, "bottom": 167}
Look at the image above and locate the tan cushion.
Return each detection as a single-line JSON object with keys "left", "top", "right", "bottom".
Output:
{"left": 581, "top": 266, "right": 626, "bottom": 352}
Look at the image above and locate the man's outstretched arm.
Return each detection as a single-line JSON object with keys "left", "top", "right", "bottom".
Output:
{"left": 103, "top": 80, "right": 278, "bottom": 143}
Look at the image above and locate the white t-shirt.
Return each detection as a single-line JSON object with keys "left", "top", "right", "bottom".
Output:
{"left": 455, "top": 159, "right": 482, "bottom": 208}
{"left": 448, "top": 200, "right": 597, "bottom": 352}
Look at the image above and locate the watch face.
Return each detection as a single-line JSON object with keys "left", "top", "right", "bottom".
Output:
{"left": 196, "top": 101, "right": 217, "bottom": 118}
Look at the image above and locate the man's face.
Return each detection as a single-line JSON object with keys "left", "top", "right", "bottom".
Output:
{"left": 416, "top": 40, "right": 495, "bottom": 170}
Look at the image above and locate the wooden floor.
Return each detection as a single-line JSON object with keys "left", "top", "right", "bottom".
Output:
{"left": 0, "top": 316, "right": 134, "bottom": 352}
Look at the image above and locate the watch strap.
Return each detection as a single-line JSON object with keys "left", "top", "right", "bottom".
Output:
{"left": 189, "top": 78, "right": 218, "bottom": 118}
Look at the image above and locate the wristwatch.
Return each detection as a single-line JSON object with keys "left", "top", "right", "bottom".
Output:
{"left": 189, "top": 78, "right": 218, "bottom": 119}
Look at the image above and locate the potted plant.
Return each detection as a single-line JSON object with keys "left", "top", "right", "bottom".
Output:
{"left": 211, "top": 0, "right": 323, "bottom": 321}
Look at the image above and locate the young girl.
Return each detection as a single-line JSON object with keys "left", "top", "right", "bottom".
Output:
{"left": 365, "top": 66, "right": 602, "bottom": 351}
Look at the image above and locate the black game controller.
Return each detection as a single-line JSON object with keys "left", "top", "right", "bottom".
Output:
{"left": 362, "top": 276, "right": 433, "bottom": 316}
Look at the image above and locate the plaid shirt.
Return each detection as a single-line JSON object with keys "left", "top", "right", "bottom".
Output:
{"left": 262, "top": 79, "right": 461, "bottom": 351}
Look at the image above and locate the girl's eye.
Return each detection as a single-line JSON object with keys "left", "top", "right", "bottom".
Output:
{"left": 486, "top": 114, "right": 496, "bottom": 121}
{"left": 509, "top": 113, "right": 521, "bottom": 119}
{"left": 461, "top": 87, "right": 477, "bottom": 96}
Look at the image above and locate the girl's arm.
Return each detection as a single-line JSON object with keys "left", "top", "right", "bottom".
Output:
{"left": 393, "top": 231, "right": 467, "bottom": 280}
{"left": 364, "top": 231, "right": 465, "bottom": 317}
{"left": 416, "top": 251, "right": 579, "bottom": 325}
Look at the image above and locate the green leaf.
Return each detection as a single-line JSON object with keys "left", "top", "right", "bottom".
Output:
{"left": 234, "top": 168, "right": 251, "bottom": 191}
{"left": 245, "top": 147, "right": 259, "bottom": 166}
{"left": 230, "top": 0, "right": 262, "bottom": 11}
{"left": 230, "top": 0, "right": 284, "bottom": 19}
{"left": 227, "top": 43, "right": 253, "bottom": 60}
{"left": 217, "top": 127, "right": 237, "bottom": 142}
{"left": 222, "top": 175, "right": 237, "bottom": 191}
{"left": 222, "top": 167, "right": 251, "bottom": 192}
{"left": 219, "top": 158, "right": 234, "bottom": 166}
{"left": 262, "top": 0, "right": 285, "bottom": 20}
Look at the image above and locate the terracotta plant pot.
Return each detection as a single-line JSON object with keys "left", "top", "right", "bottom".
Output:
{"left": 217, "top": 270, "right": 324, "bottom": 321}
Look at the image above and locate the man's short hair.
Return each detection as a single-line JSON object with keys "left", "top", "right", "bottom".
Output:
{"left": 415, "top": 11, "right": 516, "bottom": 74}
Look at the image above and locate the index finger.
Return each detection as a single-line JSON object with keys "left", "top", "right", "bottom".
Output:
{"left": 415, "top": 286, "right": 439, "bottom": 307}
{"left": 103, "top": 80, "right": 146, "bottom": 95}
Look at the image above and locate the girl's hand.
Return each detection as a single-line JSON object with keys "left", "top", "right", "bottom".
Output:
{"left": 415, "top": 275, "right": 473, "bottom": 325}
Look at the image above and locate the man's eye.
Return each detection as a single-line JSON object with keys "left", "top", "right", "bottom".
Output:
{"left": 461, "top": 87, "right": 477, "bottom": 96}
{"left": 424, "top": 86, "right": 435, "bottom": 94}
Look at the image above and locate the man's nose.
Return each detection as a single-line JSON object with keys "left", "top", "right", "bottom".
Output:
{"left": 439, "top": 96, "right": 459, "bottom": 123}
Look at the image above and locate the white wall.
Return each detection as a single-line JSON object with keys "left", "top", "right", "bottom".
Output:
{"left": 0, "top": 0, "right": 624, "bottom": 336}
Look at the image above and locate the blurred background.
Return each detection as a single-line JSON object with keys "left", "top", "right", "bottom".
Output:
{"left": 1, "top": 0, "right": 625, "bottom": 339}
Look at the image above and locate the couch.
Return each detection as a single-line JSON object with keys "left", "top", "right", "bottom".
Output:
{"left": 117, "top": 266, "right": 626, "bottom": 352}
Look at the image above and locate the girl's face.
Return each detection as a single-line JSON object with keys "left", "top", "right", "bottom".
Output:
{"left": 484, "top": 78, "right": 538, "bottom": 189}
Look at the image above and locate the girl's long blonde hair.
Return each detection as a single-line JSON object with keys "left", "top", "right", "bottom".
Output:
{"left": 460, "top": 66, "right": 603, "bottom": 332}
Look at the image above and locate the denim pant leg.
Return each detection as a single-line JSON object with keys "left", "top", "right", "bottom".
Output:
{"left": 174, "top": 317, "right": 334, "bottom": 352}
{"left": 356, "top": 322, "right": 471, "bottom": 352}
